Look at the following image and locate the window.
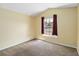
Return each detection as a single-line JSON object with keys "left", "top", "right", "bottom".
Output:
{"left": 41, "top": 14, "right": 58, "bottom": 36}
{"left": 44, "top": 17, "right": 53, "bottom": 35}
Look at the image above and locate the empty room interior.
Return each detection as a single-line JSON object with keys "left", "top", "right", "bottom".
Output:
{"left": 0, "top": 3, "right": 79, "bottom": 56}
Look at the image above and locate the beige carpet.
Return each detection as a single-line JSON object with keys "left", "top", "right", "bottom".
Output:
{"left": 0, "top": 40, "right": 78, "bottom": 56}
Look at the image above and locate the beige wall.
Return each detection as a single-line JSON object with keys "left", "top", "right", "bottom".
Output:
{"left": 77, "top": 6, "right": 79, "bottom": 54}
{"left": 35, "top": 7, "right": 77, "bottom": 48}
{"left": 0, "top": 8, "right": 35, "bottom": 50}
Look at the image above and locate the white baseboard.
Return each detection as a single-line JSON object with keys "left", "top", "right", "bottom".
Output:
{"left": 0, "top": 38, "right": 33, "bottom": 51}
{"left": 38, "top": 38, "right": 77, "bottom": 49}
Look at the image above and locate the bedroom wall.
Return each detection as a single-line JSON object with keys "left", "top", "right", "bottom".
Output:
{"left": 0, "top": 8, "right": 35, "bottom": 50}
{"left": 35, "top": 7, "right": 77, "bottom": 48}
{"left": 77, "top": 6, "right": 79, "bottom": 54}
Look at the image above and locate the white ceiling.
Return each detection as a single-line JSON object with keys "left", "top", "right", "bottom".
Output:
{"left": 0, "top": 3, "right": 78, "bottom": 16}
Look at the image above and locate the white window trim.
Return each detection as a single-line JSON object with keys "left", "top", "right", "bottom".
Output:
{"left": 42, "top": 34, "right": 58, "bottom": 38}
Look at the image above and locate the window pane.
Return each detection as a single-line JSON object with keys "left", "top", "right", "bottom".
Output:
{"left": 44, "top": 17, "right": 53, "bottom": 35}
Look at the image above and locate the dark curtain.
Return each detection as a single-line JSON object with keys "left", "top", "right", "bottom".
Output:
{"left": 41, "top": 17, "right": 44, "bottom": 34}
{"left": 52, "top": 14, "right": 58, "bottom": 35}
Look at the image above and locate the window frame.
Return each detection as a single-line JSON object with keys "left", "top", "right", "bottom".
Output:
{"left": 41, "top": 14, "right": 58, "bottom": 37}
{"left": 44, "top": 17, "right": 53, "bottom": 35}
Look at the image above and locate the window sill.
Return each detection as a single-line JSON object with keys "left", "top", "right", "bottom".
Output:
{"left": 42, "top": 34, "right": 58, "bottom": 38}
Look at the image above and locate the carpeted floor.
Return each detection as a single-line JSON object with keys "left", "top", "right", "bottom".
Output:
{"left": 0, "top": 40, "right": 78, "bottom": 56}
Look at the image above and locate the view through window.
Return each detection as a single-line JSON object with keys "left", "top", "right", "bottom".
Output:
{"left": 44, "top": 17, "right": 53, "bottom": 35}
